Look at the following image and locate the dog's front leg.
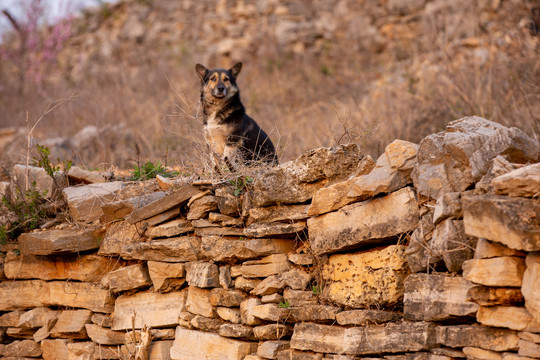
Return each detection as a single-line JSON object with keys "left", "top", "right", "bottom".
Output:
{"left": 223, "top": 145, "right": 240, "bottom": 172}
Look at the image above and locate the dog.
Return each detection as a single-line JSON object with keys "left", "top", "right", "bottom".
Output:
{"left": 195, "top": 62, "right": 278, "bottom": 171}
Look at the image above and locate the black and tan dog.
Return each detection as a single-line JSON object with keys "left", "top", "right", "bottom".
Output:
{"left": 195, "top": 62, "right": 278, "bottom": 170}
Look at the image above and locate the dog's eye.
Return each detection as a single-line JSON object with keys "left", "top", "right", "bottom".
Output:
{"left": 211, "top": 75, "right": 217, "bottom": 81}
{"left": 223, "top": 77, "right": 230, "bottom": 82}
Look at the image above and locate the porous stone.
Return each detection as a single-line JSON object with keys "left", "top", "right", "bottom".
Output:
{"left": 63, "top": 181, "right": 124, "bottom": 222}
{"left": 335, "top": 309, "right": 401, "bottom": 325}
{"left": 112, "top": 291, "right": 187, "bottom": 330}
{"left": 50, "top": 310, "right": 92, "bottom": 339}
{"left": 104, "top": 263, "right": 152, "bottom": 293}
{"left": 522, "top": 252, "right": 540, "bottom": 323}
{"left": 210, "top": 288, "right": 247, "bottom": 307}
{"left": 186, "top": 286, "right": 215, "bottom": 318}
{"left": 240, "top": 254, "right": 291, "bottom": 278}
{"left": 404, "top": 273, "right": 478, "bottom": 321}
{"left": 147, "top": 261, "right": 186, "bottom": 292}
{"left": 466, "top": 286, "right": 525, "bottom": 307}
{"left": 462, "top": 194, "right": 540, "bottom": 251}
{"left": 323, "top": 245, "right": 408, "bottom": 308}
{"left": 291, "top": 322, "right": 436, "bottom": 355}
{"left": 186, "top": 262, "right": 219, "bottom": 288}
{"left": 170, "top": 327, "right": 257, "bottom": 360}
{"left": 18, "top": 228, "right": 104, "bottom": 256}
{"left": 463, "top": 257, "right": 526, "bottom": 287}
{"left": 492, "top": 163, "right": 540, "bottom": 198}
{"left": 121, "top": 236, "right": 202, "bottom": 262}
{"left": 436, "top": 325, "right": 519, "bottom": 351}
{"left": 309, "top": 187, "right": 419, "bottom": 255}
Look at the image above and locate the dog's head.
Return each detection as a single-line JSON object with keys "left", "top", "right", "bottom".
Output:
{"left": 195, "top": 62, "right": 242, "bottom": 101}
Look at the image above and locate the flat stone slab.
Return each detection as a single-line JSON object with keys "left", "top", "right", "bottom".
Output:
{"left": 0, "top": 280, "right": 114, "bottom": 313}
{"left": 492, "top": 163, "right": 540, "bottom": 198}
{"left": 244, "top": 222, "right": 306, "bottom": 238}
{"left": 404, "top": 273, "right": 478, "bottom": 321}
{"left": 247, "top": 204, "right": 310, "bottom": 226}
{"left": 522, "top": 252, "right": 540, "bottom": 323}
{"left": 112, "top": 291, "right": 187, "bottom": 330}
{"left": 463, "top": 257, "right": 526, "bottom": 287}
{"left": 103, "top": 263, "right": 152, "bottom": 293}
{"left": 170, "top": 327, "right": 257, "bottom": 360}
{"left": 290, "top": 321, "right": 436, "bottom": 355}
{"left": 18, "top": 228, "right": 104, "bottom": 256}
{"left": 436, "top": 325, "right": 519, "bottom": 352}
{"left": 239, "top": 254, "right": 291, "bottom": 278}
{"left": 121, "top": 236, "right": 202, "bottom": 262}
{"left": 308, "top": 187, "right": 419, "bottom": 255}
{"left": 463, "top": 194, "right": 540, "bottom": 251}
{"left": 63, "top": 181, "right": 124, "bottom": 222}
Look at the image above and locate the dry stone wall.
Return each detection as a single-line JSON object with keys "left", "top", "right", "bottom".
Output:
{"left": 0, "top": 116, "right": 539, "bottom": 360}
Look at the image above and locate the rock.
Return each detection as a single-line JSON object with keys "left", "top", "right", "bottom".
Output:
{"left": 240, "top": 254, "right": 291, "bottom": 278}
{"left": 462, "top": 194, "right": 540, "bottom": 251}
{"left": 127, "top": 185, "right": 201, "bottom": 223}
{"left": 220, "top": 265, "right": 232, "bottom": 289}
{"left": 210, "top": 288, "right": 247, "bottom": 307}
{"left": 41, "top": 339, "right": 69, "bottom": 360}
{"left": 170, "top": 327, "right": 257, "bottom": 360}
{"left": 146, "top": 219, "right": 194, "bottom": 238}
{"left": 209, "top": 212, "right": 243, "bottom": 226}
{"left": 405, "top": 209, "right": 443, "bottom": 273}
{"left": 492, "top": 163, "right": 540, "bottom": 198}
{"left": 100, "top": 191, "right": 167, "bottom": 223}
{"left": 436, "top": 325, "right": 519, "bottom": 351}
{"left": 91, "top": 313, "right": 112, "bottom": 328}
{"left": 191, "top": 315, "right": 224, "bottom": 331}
{"left": 475, "top": 238, "right": 527, "bottom": 259}
{"left": 466, "top": 286, "right": 525, "bottom": 307}
{"left": 282, "top": 268, "right": 312, "bottom": 290}
{"left": 104, "top": 263, "right": 152, "bottom": 293}
{"left": 200, "top": 236, "right": 294, "bottom": 262}
{"left": 287, "top": 305, "right": 340, "bottom": 323}
{"left": 431, "top": 219, "right": 476, "bottom": 272}
{"left": 66, "top": 166, "right": 105, "bottom": 183}
{"left": 283, "top": 290, "right": 318, "bottom": 307}
{"left": 244, "top": 238, "right": 296, "bottom": 257}
{"left": 195, "top": 226, "right": 246, "bottom": 237}
{"left": 522, "top": 252, "right": 540, "bottom": 323}
{"left": 462, "top": 347, "right": 503, "bottom": 360}
{"left": 121, "top": 236, "right": 202, "bottom": 262}
{"left": 241, "top": 298, "right": 263, "bottom": 325}
{"left": 63, "top": 181, "right": 124, "bottom": 222}
{"left": 4, "top": 253, "right": 121, "bottom": 282}
{"left": 147, "top": 261, "right": 186, "bottom": 292}
{"left": 251, "top": 275, "right": 286, "bottom": 296}
{"left": 288, "top": 254, "right": 315, "bottom": 266}
{"left": 258, "top": 341, "right": 290, "bottom": 359}
{"left": 11, "top": 164, "right": 67, "bottom": 200}
{"left": 309, "top": 187, "right": 419, "bottom": 255}
{"left": 247, "top": 204, "right": 310, "bottom": 226}
{"left": 145, "top": 206, "right": 182, "bottom": 226}
{"left": 186, "top": 262, "right": 219, "bottom": 288}
{"left": 0, "top": 339, "right": 42, "bottom": 357}
{"left": 215, "top": 186, "right": 242, "bottom": 216}
{"left": 323, "top": 245, "right": 408, "bottom": 308}
{"left": 17, "top": 307, "right": 58, "bottom": 329}
{"left": 186, "top": 286, "right": 215, "bottom": 318}
{"left": 475, "top": 155, "right": 522, "bottom": 194}
{"left": 85, "top": 324, "right": 124, "bottom": 345}
{"left": 290, "top": 322, "right": 436, "bottom": 355}
{"left": 18, "top": 228, "right": 104, "bottom": 256}
{"left": 254, "top": 324, "right": 293, "bottom": 340}
{"left": 244, "top": 222, "right": 306, "bottom": 238}
{"left": 68, "top": 341, "right": 121, "bottom": 360}
{"left": 463, "top": 257, "right": 526, "bottom": 287}
{"left": 519, "top": 331, "right": 540, "bottom": 343}
{"left": 404, "top": 273, "right": 478, "bottom": 321}
{"left": 308, "top": 141, "right": 417, "bottom": 216}
{"left": 277, "top": 350, "right": 323, "bottom": 360}
{"left": 187, "top": 195, "right": 218, "bottom": 219}
{"left": 253, "top": 304, "right": 286, "bottom": 322}
{"left": 251, "top": 144, "right": 362, "bottom": 207}
{"left": 217, "top": 307, "right": 242, "bottom": 324}
{"left": 477, "top": 306, "right": 540, "bottom": 332}
{"left": 50, "top": 310, "right": 92, "bottom": 339}
{"left": 0, "top": 280, "right": 114, "bottom": 313}
{"left": 518, "top": 339, "right": 540, "bottom": 358}
{"left": 335, "top": 309, "right": 401, "bottom": 325}
{"left": 432, "top": 192, "right": 462, "bottom": 225}
{"left": 112, "top": 291, "right": 187, "bottom": 330}
{"left": 235, "top": 277, "right": 262, "bottom": 292}
{"left": 0, "top": 310, "right": 23, "bottom": 327}
{"left": 262, "top": 293, "right": 284, "bottom": 304}
{"left": 219, "top": 323, "right": 254, "bottom": 339}
{"left": 98, "top": 221, "right": 141, "bottom": 256}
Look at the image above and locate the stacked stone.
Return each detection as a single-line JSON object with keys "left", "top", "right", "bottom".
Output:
{"left": 0, "top": 116, "right": 539, "bottom": 360}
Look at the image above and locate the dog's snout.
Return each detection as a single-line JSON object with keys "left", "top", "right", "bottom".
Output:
{"left": 217, "top": 84, "right": 226, "bottom": 92}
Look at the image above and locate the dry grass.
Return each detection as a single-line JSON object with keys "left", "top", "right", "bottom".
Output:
{"left": 0, "top": 0, "right": 538, "bottom": 175}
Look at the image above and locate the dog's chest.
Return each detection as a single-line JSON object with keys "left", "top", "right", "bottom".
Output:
{"left": 204, "top": 112, "right": 235, "bottom": 156}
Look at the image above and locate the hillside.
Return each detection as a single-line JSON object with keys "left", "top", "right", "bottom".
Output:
{"left": 0, "top": 0, "right": 538, "bottom": 174}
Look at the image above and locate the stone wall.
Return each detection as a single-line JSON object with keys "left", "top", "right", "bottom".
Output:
{"left": 0, "top": 116, "right": 539, "bottom": 360}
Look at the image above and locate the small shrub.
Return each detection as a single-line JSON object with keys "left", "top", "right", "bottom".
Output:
{"left": 228, "top": 176, "right": 253, "bottom": 196}
{"left": 311, "top": 285, "right": 321, "bottom": 295}
{"left": 35, "top": 144, "right": 72, "bottom": 178}
{"left": 130, "top": 160, "right": 178, "bottom": 181}
{"left": 278, "top": 300, "right": 290, "bottom": 309}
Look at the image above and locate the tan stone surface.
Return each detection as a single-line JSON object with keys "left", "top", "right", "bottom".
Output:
{"left": 186, "top": 262, "right": 219, "bottom": 288}
{"left": 463, "top": 257, "right": 526, "bottom": 287}
{"left": 85, "top": 323, "right": 125, "bottom": 345}
{"left": 210, "top": 288, "right": 247, "bottom": 307}
{"left": 287, "top": 305, "right": 340, "bottom": 323}
{"left": 219, "top": 323, "right": 254, "bottom": 339}
{"left": 518, "top": 339, "right": 540, "bottom": 358}
{"left": 475, "top": 238, "right": 527, "bottom": 259}
{"left": 247, "top": 204, "right": 310, "bottom": 226}
{"left": 463, "top": 347, "right": 503, "bottom": 360}
{"left": 431, "top": 219, "right": 475, "bottom": 272}
{"left": 436, "top": 325, "right": 519, "bottom": 351}
{"left": 463, "top": 194, "right": 540, "bottom": 251}
{"left": 195, "top": 226, "right": 245, "bottom": 236}
{"left": 466, "top": 286, "right": 524, "bottom": 307}
{"left": 18, "top": 228, "right": 104, "bottom": 256}
{"left": 147, "top": 261, "right": 185, "bottom": 292}
{"left": 147, "top": 219, "right": 194, "bottom": 238}
{"left": 240, "top": 254, "right": 291, "bottom": 278}
{"left": 0, "top": 280, "right": 114, "bottom": 313}
{"left": 253, "top": 324, "right": 293, "bottom": 340}
{"left": 170, "top": 327, "right": 257, "bottom": 360}
{"left": 186, "top": 286, "right": 215, "bottom": 318}
{"left": 17, "top": 307, "right": 59, "bottom": 329}
{"left": 41, "top": 339, "right": 69, "bottom": 360}
{"left": 63, "top": 181, "right": 124, "bottom": 222}
{"left": 335, "top": 309, "right": 401, "bottom": 325}
{"left": 187, "top": 195, "right": 218, "bottom": 219}
{"left": 121, "top": 236, "right": 202, "bottom": 262}
{"left": 104, "top": 263, "right": 152, "bottom": 293}
{"left": 323, "top": 245, "right": 408, "bottom": 308}
{"left": 240, "top": 298, "right": 262, "bottom": 326}
{"left": 112, "top": 291, "right": 186, "bottom": 330}
{"left": 477, "top": 306, "right": 540, "bottom": 332}
{"left": 492, "top": 163, "right": 540, "bottom": 198}
{"left": 244, "top": 222, "right": 306, "bottom": 238}
{"left": 0, "top": 339, "right": 42, "bottom": 357}
{"left": 98, "top": 221, "right": 141, "bottom": 256}
{"left": 309, "top": 187, "right": 419, "bottom": 255}
{"left": 50, "top": 310, "right": 92, "bottom": 339}
{"left": 217, "top": 307, "right": 242, "bottom": 324}
{"left": 522, "top": 252, "right": 540, "bottom": 323}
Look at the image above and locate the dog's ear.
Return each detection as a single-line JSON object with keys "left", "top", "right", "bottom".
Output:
{"left": 230, "top": 62, "right": 242, "bottom": 78}
{"left": 195, "top": 64, "right": 208, "bottom": 80}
